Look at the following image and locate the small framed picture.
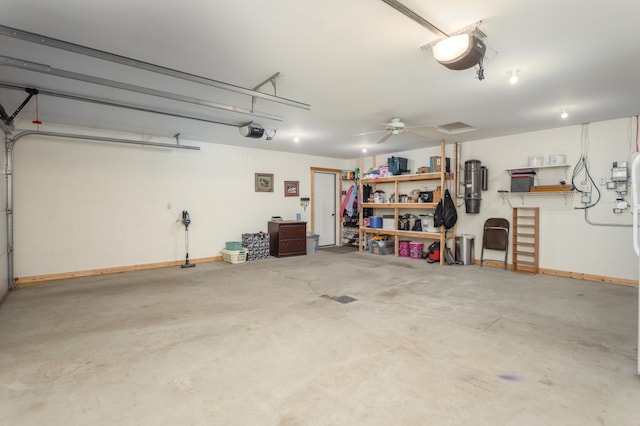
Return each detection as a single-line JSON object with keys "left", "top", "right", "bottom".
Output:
{"left": 284, "top": 181, "right": 299, "bottom": 197}
{"left": 255, "top": 173, "right": 274, "bottom": 192}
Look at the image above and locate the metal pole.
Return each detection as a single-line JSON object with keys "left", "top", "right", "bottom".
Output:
{"left": 0, "top": 56, "right": 284, "bottom": 122}
{"left": 380, "top": 0, "right": 449, "bottom": 37}
{"left": 0, "top": 82, "right": 241, "bottom": 129}
{"left": 0, "top": 24, "right": 310, "bottom": 111}
{"left": 11, "top": 130, "right": 200, "bottom": 151}
{"left": 5, "top": 134, "right": 13, "bottom": 289}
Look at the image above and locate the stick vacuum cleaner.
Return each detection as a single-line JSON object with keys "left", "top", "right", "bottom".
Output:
{"left": 181, "top": 210, "right": 195, "bottom": 268}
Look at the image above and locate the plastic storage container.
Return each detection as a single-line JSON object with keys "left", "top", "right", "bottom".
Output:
{"left": 511, "top": 176, "right": 535, "bottom": 192}
{"left": 549, "top": 154, "right": 566, "bottom": 165}
{"left": 399, "top": 240, "right": 411, "bottom": 257}
{"left": 409, "top": 242, "right": 424, "bottom": 259}
{"left": 528, "top": 156, "right": 544, "bottom": 167}
{"left": 387, "top": 156, "right": 408, "bottom": 175}
{"left": 225, "top": 241, "right": 242, "bottom": 250}
{"left": 306, "top": 233, "right": 319, "bottom": 255}
{"left": 369, "top": 240, "right": 394, "bottom": 255}
{"left": 220, "top": 249, "right": 247, "bottom": 264}
{"left": 369, "top": 216, "right": 383, "bottom": 228}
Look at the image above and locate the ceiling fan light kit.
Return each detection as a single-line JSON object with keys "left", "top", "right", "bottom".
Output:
{"left": 368, "top": 117, "right": 440, "bottom": 144}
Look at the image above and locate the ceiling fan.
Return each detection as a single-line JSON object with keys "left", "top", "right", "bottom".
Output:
{"left": 357, "top": 117, "right": 438, "bottom": 144}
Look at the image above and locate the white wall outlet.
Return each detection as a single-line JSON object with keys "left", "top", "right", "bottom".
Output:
{"left": 616, "top": 200, "right": 629, "bottom": 209}
{"left": 616, "top": 183, "right": 627, "bottom": 194}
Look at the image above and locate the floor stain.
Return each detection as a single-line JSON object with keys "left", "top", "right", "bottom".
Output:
{"left": 171, "top": 375, "right": 199, "bottom": 393}
{"left": 499, "top": 374, "right": 519, "bottom": 381}
{"left": 320, "top": 294, "right": 357, "bottom": 304}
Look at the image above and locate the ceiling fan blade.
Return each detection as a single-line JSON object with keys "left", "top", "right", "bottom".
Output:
{"left": 406, "top": 130, "right": 430, "bottom": 139}
{"left": 353, "top": 129, "right": 385, "bottom": 136}
{"left": 405, "top": 124, "right": 438, "bottom": 131}
{"left": 376, "top": 132, "right": 393, "bottom": 144}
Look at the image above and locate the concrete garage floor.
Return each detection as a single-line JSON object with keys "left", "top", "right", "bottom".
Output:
{"left": 0, "top": 251, "right": 638, "bottom": 425}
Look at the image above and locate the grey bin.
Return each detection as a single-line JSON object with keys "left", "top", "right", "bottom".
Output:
{"left": 307, "top": 233, "right": 319, "bottom": 255}
{"left": 455, "top": 234, "right": 475, "bottom": 265}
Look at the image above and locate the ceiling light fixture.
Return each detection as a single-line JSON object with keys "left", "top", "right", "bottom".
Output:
{"left": 293, "top": 135, "right": 300, "bottom": 143}
{"left": 362, "top": 147, "right": 367, "bottom": 153}
{"left": 560, "top": 108, "right": 569, "bottom": 119}
{"left": 264, "top": 129, "right": 277, "bottom": 141}
{"left": 508, "top": 69, "right": 520, "bottom": 85}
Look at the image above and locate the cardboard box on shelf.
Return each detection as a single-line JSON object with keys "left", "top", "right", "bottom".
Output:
{"left": 429, "top": 156, "right": 451, "bottom": 173}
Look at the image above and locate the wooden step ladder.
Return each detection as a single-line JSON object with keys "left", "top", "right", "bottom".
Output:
{"left": 512, "top": 207, "right": 539, "bottom": 273}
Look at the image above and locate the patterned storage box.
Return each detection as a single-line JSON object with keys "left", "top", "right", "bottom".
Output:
{"left": 242, "top": 232, "right": 270, "bottom": 261}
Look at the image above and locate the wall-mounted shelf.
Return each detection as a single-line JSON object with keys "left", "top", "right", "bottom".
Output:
{"left": 499, "top": 190, "right": 576, "bottom": 207}
{"left": 362, "top": 202, "right": 439, "bottom": 209}
{"left": 504, "top": 163, "right": 573, "bottom": 203}
{"left": 505, "top": 163, "right": 571, "bottom": 175}
{"left": 361, "top": 227, "right": 444, "bottom": 240}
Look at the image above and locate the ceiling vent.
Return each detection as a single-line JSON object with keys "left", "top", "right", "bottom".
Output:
{"left": 437, "top": 121, "right": 477, "bottom": 134}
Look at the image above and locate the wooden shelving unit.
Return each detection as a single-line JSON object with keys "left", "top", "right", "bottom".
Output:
{"left": 358, "top": 140, "right": 457, "bottom": 264}
{"left": 340, "top": 176, "right": 359, "bottom": 246}
{"left": 512, "top": 207, "right": 539, "bottom": 273}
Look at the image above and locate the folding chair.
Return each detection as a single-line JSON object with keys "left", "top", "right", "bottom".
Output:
{"left": 480, "top": 218, "right": 510, "bottom": 270}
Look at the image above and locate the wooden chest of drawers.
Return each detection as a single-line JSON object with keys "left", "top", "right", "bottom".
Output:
{"left": 268, "top": 221, "right": 307, "bottom": 257}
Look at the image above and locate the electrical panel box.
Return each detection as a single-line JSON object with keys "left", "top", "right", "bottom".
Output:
{"left": 611, "top": 161, "right": 628, "bottom": 182}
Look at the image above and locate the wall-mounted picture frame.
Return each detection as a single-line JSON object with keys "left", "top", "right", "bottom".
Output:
{"left": 255, "top": 173, "right": 274, "bottom": 192}
{"left": 284, "top": 181, "right": 299, "bottom": 197}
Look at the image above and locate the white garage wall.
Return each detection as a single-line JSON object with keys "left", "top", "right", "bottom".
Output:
{"left": 459, "top": 118, "right": 636, "bottom": 282}
{"left": 12, "top": 123, "right": 348, "bottom": 278}
{"left": 364, "top": 117, "right": 638, "bottom": 283}
{"left": 10, "top": 118, "right": 638, "bottom": 283}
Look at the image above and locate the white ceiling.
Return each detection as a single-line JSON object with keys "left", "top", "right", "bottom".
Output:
{"left": 1, "top": 0, "right": 639, "bottom": 159}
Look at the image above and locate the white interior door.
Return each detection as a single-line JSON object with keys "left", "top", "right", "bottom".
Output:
{"left": 313, "top": 172, "right": 336, "bottom": 246}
